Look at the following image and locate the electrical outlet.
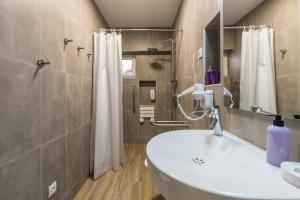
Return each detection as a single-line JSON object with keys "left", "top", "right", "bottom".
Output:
{"left": 48, "top": 181, "right": 57, "bottom": 199}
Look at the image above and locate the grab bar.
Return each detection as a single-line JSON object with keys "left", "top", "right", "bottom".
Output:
{"left": 151, "top": 121, "right": 189, "bottom": 128}
{"left": 153, "top": 121, "right": 186, "bottom": 124}
{"left": 132, "top": 86, "right": 135, "bottom": 113}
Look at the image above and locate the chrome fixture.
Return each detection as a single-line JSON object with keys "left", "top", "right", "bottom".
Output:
{"left": 37, "top": 59, "right": 51, "bottom": 68}
{"left": 132, "top": 86, "right": 135, "bottom": 113}
{"left": 224, "top": 25, "right": 273, "bottom": 30}
{"left": 77, "top": 46, "right": 84, "bottom": 54}
{"left": 250, "top": 105, "right": 273, "bottom": 115}
{"left": 160, "top": 38, "right": 177, "bottom": 120}
{"left": 99, "top": 28, "right": 182, "bottom": 32}
{"left": 151, "top": 121, "right": 189, "bottom": 129}
{"left": 279, "top": 49, "right": 287, "bottom": 58}
{"left": 87, "top": 53, "right": 93, "bottom": 58}
{"left": 64, "top": 38, "right": 73, "bottom": 47}
{"left": 209, "top": 105, "right": 223, "bottom": 136}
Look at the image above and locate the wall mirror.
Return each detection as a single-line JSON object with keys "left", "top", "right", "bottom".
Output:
{"left": 223, "top": 0, "right": 300, "bottom": 119}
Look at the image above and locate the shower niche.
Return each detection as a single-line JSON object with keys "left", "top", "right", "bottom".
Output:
{"left": 204, "top": 12, "right": 221, "bottom": 85}
{"left": 138, "top": 80, "right": 156, "bottom": 123}
{"left": 139, "top": 80, "right": 156, "bottom": 105}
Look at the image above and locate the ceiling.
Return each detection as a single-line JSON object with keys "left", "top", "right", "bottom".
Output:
{"left": 94, "top": 0, "right": 182, "bottom": 28}
{"left": 224, "top": 0, "right": 264, "bottom": 25}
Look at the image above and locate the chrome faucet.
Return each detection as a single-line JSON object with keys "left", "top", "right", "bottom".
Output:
{"left": 209, "top": 105, "right": 223, "bottom": 136}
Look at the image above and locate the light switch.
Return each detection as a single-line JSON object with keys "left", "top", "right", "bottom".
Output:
{"left": 48, "top": 181, "right": 57, "bottom": 199}
{"left": 197, "top": 48, "right": 203, "bottom": 59}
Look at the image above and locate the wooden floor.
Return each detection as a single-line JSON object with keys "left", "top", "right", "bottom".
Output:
{"left": 74, "top": 144, "right": 165, "bottom": 200}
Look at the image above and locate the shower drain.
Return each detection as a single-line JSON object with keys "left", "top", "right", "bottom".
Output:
{"left": 192, "top": 157, "right": 205, "bottom": 165}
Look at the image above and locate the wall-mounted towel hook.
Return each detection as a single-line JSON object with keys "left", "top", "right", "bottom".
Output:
{"left": 37, "top": 59, "right": 51, "bottom": 68}
{"left": 64, "top": 38, "right": 73, "bottom": 47}
{"left": 87, "top": 53, "right": 93, "bottom": 58}
{"left": 77, "top": 47, "right": 84, "bottom": 54}
{"left": 279, "top": 49, "right": 287, "bottom": 58}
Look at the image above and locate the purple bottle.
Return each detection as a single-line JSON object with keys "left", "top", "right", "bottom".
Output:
{"left": 266, "top": 116, "right": 290, "bottom": 167}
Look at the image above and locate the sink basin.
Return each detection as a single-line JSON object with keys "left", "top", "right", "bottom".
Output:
{"left": 146, "top": 130, "right": 300, "bottom": 200}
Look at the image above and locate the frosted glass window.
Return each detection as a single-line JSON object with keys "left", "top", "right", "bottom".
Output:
{"left": 122, "top": 58, "right": 136, "bottom": 78}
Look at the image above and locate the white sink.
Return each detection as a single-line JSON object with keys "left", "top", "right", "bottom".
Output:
{"left": 146, "top": 130, "right": 300, "bottom": 200}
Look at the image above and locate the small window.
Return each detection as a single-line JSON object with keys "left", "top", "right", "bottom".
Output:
{"left": 122, "top": 57, "right": 136, "bottom": 78}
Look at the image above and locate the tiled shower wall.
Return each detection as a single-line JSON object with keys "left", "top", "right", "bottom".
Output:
{"left": 0, "top": 0, "right": 107, "bottom": 199}
{"left": 174, "top": 0, "right": 300, "bottom": 162}
{"left": 122, "top": 32, "right": 174, "bottom": 143}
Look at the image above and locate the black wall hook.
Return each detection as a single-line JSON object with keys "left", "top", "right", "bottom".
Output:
{"left": 279, "top": 49, "right": 287, "bottom": 58}
{"left": 64, "top": 38, "right": 73, "bottom": 47}
{"left": 77, "top": 47, "right": 84, "bottom": 54}
{"left": 87, "top": 53, "right": 93, "bottom": 58}
{"left": 37, "top": 59, "right": 51, "bottom": 68}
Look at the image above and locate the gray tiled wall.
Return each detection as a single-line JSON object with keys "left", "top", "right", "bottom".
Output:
{"left": 174, "top": 0, "right": 222, "bottom": 129}
{"left": 0, "top": 0, "right": 107, "bottom": 199}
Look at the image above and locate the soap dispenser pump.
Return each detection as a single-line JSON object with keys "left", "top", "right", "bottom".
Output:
{"left": 266, "top": 115, "right": 290, "bottom": 167}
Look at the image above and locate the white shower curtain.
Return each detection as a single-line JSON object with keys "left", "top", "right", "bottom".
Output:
{"left": 239, "top": 27, "right": 277, "bottom": 114}
{"left": 92, "top": 31, "right": 123, "bottom": 179}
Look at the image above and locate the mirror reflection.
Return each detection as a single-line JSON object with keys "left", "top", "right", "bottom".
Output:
{"left": 223, "top": 0, "right": 300, "bottom": 119}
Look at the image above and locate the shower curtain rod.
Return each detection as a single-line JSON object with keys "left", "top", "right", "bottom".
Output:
{"left": 224, "top": 25, "right": 272, "bottom": 29}
{"left": 99, "top": 28, "right": 182, "bottom": 32}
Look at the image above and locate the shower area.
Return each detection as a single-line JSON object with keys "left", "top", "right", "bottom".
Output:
{"left": 91, "top": 29, "right": 186, "bottom": 180}
{"left": 122, "top": 31, "right": 183, "bottom": 143}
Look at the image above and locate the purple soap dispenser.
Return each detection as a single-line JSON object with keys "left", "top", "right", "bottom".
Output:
{"left": 266, "top": 116, "right": 290, "bottom": 167}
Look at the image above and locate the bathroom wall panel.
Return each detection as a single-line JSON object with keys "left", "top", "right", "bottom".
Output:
{"left": 122, "top": 31, "right": 173, "bottom": 52}
{"left": 155, "top": 84, "right": 172, "bottom": 113}
{"left": 0, "top": 58, "right": 40, "bottom": 166}
{"left": 66, "top": 127, "right": 83, "bottom": 190}
{"left": 40, "top": 0, "right": 67, "bottom": 72}
{"left": 276, "top": 75, "right": 300, "bottom": 115}
{"left": 65, "top": 20, "right": 85, "bottom": 76}
{"left": 229, "top": 109, "right": 300, "bottom": 161}
{"left": 0, "top": 0, "right": 108, "bottom": 198}
{"left": 174, "top": 0, "right": 223, "bottom": 130}
{"left": 136, "top": 55, "right": 171, "bottom": 85}
{"left": 81, "top": 78, "right": 93, "bottom": 124}
{"left": 0, "top": 8, "right": 16, "bottom": 59}
{"left": 82, "top": 123, "right": 92, "bottom": 178}
{"left": 82, "top": 30, "right": 94, "bottom": 78}
{"left": 40, "top": 69, "right": 67, "bottom": 144}
{"left": 41, "top": 136, "right": 66, "bottom": 200}
{"left": 122, "top": 32, "right": 174, "bottom": 143}
{"left": 67, "top": 74, "right": 83, "bottom": 131}
{"left": 0, "top": 148, "right": 41, "bottom": 200}
{"left": 123, "top": 109, "right": 139, "bottom": 143}
{"left": 5, "top": 0, "right": 41, "bottom": 64}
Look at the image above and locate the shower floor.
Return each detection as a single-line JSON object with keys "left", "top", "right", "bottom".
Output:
{"left": 75, "top": 144, "right": 164, "bottom": 200}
